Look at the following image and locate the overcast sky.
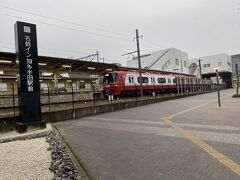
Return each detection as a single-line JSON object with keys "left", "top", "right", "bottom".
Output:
{"left": 0, "top": 0, "right": 239, "bottom": 65}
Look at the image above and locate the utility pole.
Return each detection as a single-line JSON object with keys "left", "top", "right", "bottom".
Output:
{"left": 136, "top": 29, "right": 143, "bottom": 98}
{"left": 198, "top": 59, "right": 202, "bottom": 78}
{"left": 121, "top": 29, "right": 143, "bottom": 97}
{"left": 215, "top": 69, "right": 221, "bottom": 107}
{"left": 96, "top": 50, "right": 99, "bottom": 62}
{"left": 236, "top": 64, "right": 239, "bottom": 95}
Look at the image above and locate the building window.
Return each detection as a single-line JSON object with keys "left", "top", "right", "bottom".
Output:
{"left": 162, "top": 60, "right": 171, "bottom": 71}
{"left": 162, "top": 64, "right": 167, "bottom": 71}
{"left": 167, "top": 59, "right": 171, "bottom": 66}
{"left": 72, "top": 83, "right": 77, "bottom": 90}
{"left": 184, "top": 61, "right": 187, "bottom": 67}
{"left": 0, "top": 83, "right": 7, "bottom": 91}
{"left": 175, "top": 59, "right": 179, "bottom": 65}
{"left": 218, "top": 62, "right": 222, "bottom": 66}
{"left": 80, "top": 82, "right": 85, "bottom": 89}
{"left": 203, "top": 64, "right": 210, "bottom": 68}
{"left": 227, "top": 62, "right": 231, "bottom": 67}
{"left": 57, "top": 83, "right": 65, "bottom": 92}
{"left": 40, "top": 83, "right": 48, "bottom": 90}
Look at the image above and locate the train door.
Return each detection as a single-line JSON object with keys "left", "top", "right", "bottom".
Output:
{"left": 157, "top": 76, "right": 166, "bottom": 94}
{"left": 175, "top": 77, "right": 180, "bottom": 95}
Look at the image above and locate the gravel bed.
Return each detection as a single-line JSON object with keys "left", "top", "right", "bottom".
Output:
{"left": 0, "top": 123, "right": 52, "bottom": 141}
{"left": 0, "top": 131, "right": 50, "bottom": 143}
{"left": 0, "top": 131, "right": 83, "bottom": 180}
{"left": 0, "top": 137, "right": 53, "bottom": 180}
{"left": 47, "top": 132, "right": 82, "bottom": 180}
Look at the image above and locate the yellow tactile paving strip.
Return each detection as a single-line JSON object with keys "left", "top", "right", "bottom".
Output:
{"left": 162, "top": 101, "right": 240, "bottom": 176}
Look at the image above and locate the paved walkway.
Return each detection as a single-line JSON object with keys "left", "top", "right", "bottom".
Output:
{"left": 55, "top": 89, "right": 240, "bottom": 180}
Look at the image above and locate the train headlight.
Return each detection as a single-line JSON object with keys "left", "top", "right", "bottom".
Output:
{"left": 114, "top": 84, "right": 118, "bottom": 87}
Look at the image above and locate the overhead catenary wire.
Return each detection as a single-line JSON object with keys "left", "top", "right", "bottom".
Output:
{"left": 0, "top": 5, "right": 133, "bottom": 39}
{"left": 0, "top": 41, "right": 88, "bottom": 55}
{"left": 0, "top": 41, "right": 151, "bottom": 64}
{"left": 0, "top": 5, "right": 165, "bottom": 52}
{"left": 141, "top": 39, "right": 165, "bottom": 49}
{"left": 0, "top": 12, "right": 161, "bottom": 54}
{"left": 0, "top": 12, "right": 133, "bottom": 43}
{"left": 0, "top": 7, "right": 167, "bottom": 63}
{"left": 0, "top": 42, "right": 125, "bottom": 62}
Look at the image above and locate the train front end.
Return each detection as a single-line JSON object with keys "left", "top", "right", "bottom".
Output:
{"left": 103, "top": 72, "right": 122, "bottom": 97}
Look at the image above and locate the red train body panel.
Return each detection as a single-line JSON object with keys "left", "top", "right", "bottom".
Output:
{"left": 103, "top": 70, "right": 209, "bottom": 96}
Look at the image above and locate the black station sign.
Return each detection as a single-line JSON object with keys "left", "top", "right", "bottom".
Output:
{"left": 14, "top": 21, "right": 41, "bottom": 123}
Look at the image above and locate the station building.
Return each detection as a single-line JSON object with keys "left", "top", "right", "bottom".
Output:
{"left": 0, "top": 51, "right": 119, "bottom": 99}
{"left": 127, "top": 48, "right": 190, "bottom": 74}
{"left": 189, "top": 53, "right": 232, "bottom": 88}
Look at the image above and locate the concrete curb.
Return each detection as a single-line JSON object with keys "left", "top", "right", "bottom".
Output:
{"left": 51, "top": 124, "right": 90, "bottom": 180}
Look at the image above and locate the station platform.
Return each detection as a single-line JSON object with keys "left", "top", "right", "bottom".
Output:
{"left": 54, "top": 89, "right": 240, "bottom": 180}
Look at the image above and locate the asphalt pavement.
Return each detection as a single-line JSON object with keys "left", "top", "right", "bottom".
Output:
{"left": 55, "top": 89, "right": 240, "bottom": 180}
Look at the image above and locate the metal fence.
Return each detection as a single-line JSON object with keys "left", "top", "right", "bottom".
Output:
{"left": 0, "top": 82, "right": 218, "bottom": 118}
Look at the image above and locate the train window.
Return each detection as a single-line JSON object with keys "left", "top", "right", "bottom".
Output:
{"left": 158, "top": 78, "right": 166, "bottom": 83}
{"left": 173, "top": 78, "right": 176, "bottom": 83}
{"left": 104, "top": 74, "right": 113, "bottom": 84}
{"left": 151, "top": 77, "right": 155, "bottom": 83}
{"left": 104, "top": 73, "right": 118, "bottom": 84}
{"left": 137, "top": 77, "right": 148, "bottom": 83}
{"left": 168, "top": 79, "right": 171, "bottom": 83}
{"left": 112, "top": 73, "right": 118, "bottom": 82}
{"left": 128, "top": 76, "right": 134, "bottom": 83}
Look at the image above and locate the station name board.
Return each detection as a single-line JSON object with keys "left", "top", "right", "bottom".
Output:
{"left": 14, "top": 21, "right": 41, "bottom": 123}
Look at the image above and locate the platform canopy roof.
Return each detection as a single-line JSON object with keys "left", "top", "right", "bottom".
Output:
{"left": 0, "top": 51, "right": 118, "bottom": 74}
{"left": 0, "top": 51, "right": 192, "bottom": 77}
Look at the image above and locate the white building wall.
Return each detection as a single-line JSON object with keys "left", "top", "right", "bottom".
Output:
{"left": 190, "top": 54, "right": 232, "bottom": 75}
{"left": 127, "top": 48, "right": 189, "bottom": 74}
{"left": 127, "top": 53, "right": 154, "bottom": 68}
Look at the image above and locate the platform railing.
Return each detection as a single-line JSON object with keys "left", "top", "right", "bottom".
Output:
{"left": 0, "top": 83, "right": 221, "bottom": 118}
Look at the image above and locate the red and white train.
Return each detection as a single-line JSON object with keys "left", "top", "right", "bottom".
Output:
{"left": 103, "top": 70, "right": 212, "bottom": 97}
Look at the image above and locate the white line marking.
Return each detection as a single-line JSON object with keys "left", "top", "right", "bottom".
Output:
{"left": 73, "top": 120, "right": 240, "bottom": 145}
{"left": 83, "top": 117, "right": 240, "bottom": 131}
